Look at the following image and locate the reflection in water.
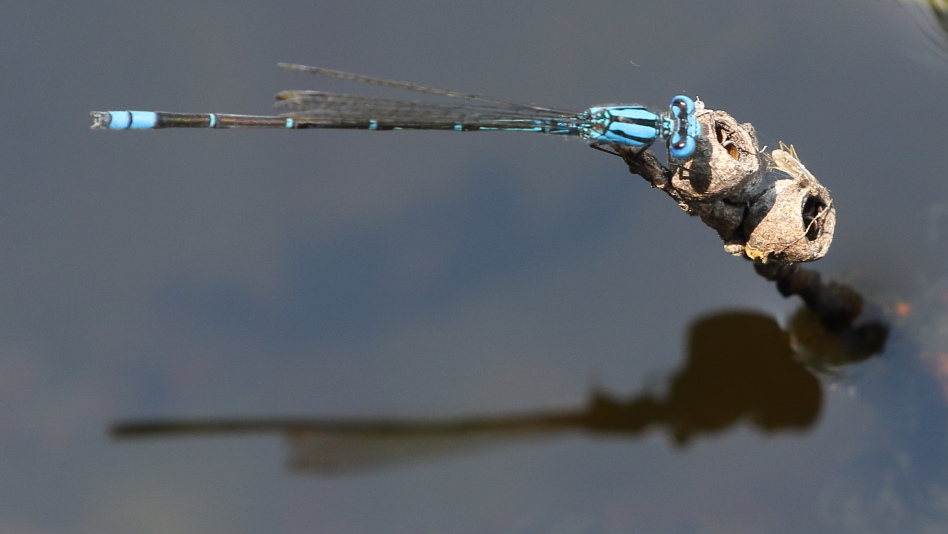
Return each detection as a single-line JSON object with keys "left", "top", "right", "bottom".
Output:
{"left": 113, "top": 310, "right": 887, "bottom": 474}
{"left": 789, "top": 305, "right": 890, "bottom": 377}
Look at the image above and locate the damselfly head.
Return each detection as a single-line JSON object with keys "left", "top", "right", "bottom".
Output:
{"left": 667, "top": 95, "right": 700, "bottom": 159}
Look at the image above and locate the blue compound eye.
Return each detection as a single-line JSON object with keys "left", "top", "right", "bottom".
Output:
{"left": 669, "top": 132, "right": 696, "bottom": 159}
{"left": 670, "top": 95, "right": 695, "bottom": 118}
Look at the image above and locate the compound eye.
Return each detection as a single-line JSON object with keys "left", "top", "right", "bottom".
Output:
{"left": 670, "top": 95, "right": 695, "bottom": 119}
{"left": 669, "top": 133, "right": 696, "bottom": 159}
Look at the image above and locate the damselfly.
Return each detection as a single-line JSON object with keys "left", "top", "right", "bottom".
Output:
{"left": 91, "top": 63, "right": 701, "bottom": 159}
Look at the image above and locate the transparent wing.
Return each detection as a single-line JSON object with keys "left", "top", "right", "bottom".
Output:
{"left": 278, "top": 63, "right": 567, "bottom": 113}
{"left": 274, "top": 90, "right": 580, "bottom": 130}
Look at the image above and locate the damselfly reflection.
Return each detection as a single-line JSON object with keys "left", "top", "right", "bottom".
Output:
{"left": 113, "top": 310, "right": 885, "bottom": 474}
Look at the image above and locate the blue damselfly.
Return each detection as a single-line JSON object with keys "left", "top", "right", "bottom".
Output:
{"left": 91, "top": 63, "right": 701, "bottom": 159}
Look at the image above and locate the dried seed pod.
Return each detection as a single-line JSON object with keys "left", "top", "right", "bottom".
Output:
{"left": 669, "top": 101, "right": 761, "bottom": 201}
{"left": 743, "top": 143, "right": 835, "bottom": 263}
{"left": 618, "top": 107, "right": 835, "bottom": 263}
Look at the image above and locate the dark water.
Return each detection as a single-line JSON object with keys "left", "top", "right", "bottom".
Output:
{"left": 3, "top": 1, "right": 948, "bottom": 532}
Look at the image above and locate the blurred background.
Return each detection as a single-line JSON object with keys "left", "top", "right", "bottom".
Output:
{"left": 3, "top": 1, "right": 948, "bottom": 532}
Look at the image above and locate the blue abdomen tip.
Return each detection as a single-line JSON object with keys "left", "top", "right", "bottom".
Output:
{"left": 107, "top": 111, "right": 158, "bottom": 129}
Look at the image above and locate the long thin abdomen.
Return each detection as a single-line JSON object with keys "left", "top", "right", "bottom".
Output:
{"left": 90, "top": 111, "right": 296, "bottom": 129}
